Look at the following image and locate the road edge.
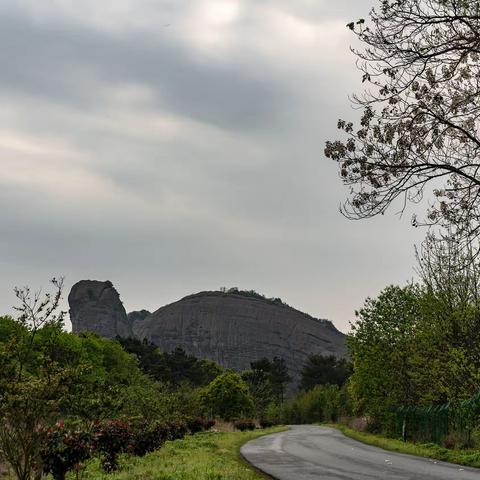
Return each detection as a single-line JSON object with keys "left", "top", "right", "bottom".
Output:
{"left": 239, "top": 427, "right": 289, "bottom": 480}
{"left": 325, "top": 423, "right": 480, "bottom": 470}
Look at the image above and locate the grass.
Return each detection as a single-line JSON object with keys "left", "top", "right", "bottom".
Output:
{"left": 327, "top": 423, "right": 480, "bottom": 469}
{"left": 65, "top": 427, "right": 286, "bottom": 480}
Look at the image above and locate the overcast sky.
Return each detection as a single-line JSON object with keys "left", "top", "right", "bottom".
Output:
{"left": 0, "top": 0, "right": 425, "bottom": 332}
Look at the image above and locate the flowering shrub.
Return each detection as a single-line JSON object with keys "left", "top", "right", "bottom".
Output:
{"left": 204, "top": 418, "right": 216, "bottom": 430}
{"left": 259, "top": 419, "right": 275, "bottom": 428}
{"left": 40, "top": 416, "right": 211, "bottom": 475}
{"left": 233, "top": 419, "right": 256, "bottom": 432}
{"left": 92, "top": 420, "right": 132, "bottom": 472}
{"left": 186, "top": 417, "right": 215, "bottom": 434}
{"left": 164, "top": 420, "right": 189, "bottom": 440}
{"left": 130, "top": 421, "right": 169, "bottom": 457}
{"left": 41, "top": 421, "right": 93, "bottom": 480}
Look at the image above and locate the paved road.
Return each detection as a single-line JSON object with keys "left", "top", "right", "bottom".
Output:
{"left": 241, "top": 426, "right": 480, "bottom": 479}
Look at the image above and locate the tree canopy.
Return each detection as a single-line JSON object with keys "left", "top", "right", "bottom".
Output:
{"left": 299, "top": 354, "right": 351, "bottom": 391}
{"left": 325, "top": 0, "right": 480, "bottom": 250}
{"left": 199, "top": 371, "right": 255, "bottom": 421}
{"left": 118, "top": 338, "right": 222, "bottom": 387}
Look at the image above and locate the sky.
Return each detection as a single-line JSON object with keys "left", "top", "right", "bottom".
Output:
{"left": 0, "top": 0, "right": 425, "bottom": 333}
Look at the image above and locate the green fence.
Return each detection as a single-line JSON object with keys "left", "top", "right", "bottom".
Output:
{"left": 395, "top": 391, "right": 480, "bottom": 445}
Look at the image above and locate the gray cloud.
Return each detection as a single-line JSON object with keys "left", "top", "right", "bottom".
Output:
{"left": 0, "top": 0, "right": 424, "bottom": 332}
{"left": 0, "top": 12, "right": 288, "bottom": 131}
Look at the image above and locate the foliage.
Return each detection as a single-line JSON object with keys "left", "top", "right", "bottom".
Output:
{"left": 348, "top": 285, "right": 421, "bottom": 432}
{"left": 92, "top": 420, "right": 132, "bottom": 473}
{"left": 200, "top": 371, "right": 255, "bottom": 421}
{"left": 244, "top": 357, "right": 291, "bottom": 405}
{"left": 219, "top": 287, "right": 288, "bottom": 307}
{"left": 241, "top": 367, "right": 275, "bottom": 418}
{"left": 0, "top": 278, "right": 212, "bottom": 480}
{"left": 38, "top": 417, "right": 215, "bottom": 480}
{"left": 41, "top": 421, "right": 93, "bottom": 480}
{"left": 332, "top": 424, "right": 480, "bottom": 469}
{"left": 185, "top": 417, "right": 215, "bottom": 435}
{"left": 0, "top": 375, "right": 67, "bottom": 480}
{"left": 260, "top": 402, "right": 286, "bottom": 427}
{"left": 282, "top": 385, "right": 349, "bottom": 424}
{"left": 300, "top": 354, "right": 351, "bottom": 391}
{"left": 0, "top": 279, "right": 71, "bottom": 480}
{"left": 74, "top": 427, "right": 287, "bottom": 480}
{"left": 259, "top": 419, "right": 275, "bottom": 429}
{"left": 269, "top": 357, "right": 291, "bottom": 403}
{"left": 348, "top": 237, "right": 480, "bottom": 436}
{"left": 325, "top": 0, "right": 480, "bottom": 251}
{"left": 118, "top": 338, "right": 223, "bottom": 387}
{"left": 258, "top": 385, "right": 351, "bottom": 427}
{"left": 233, "top": 420, "right": 256, "bottom": 432}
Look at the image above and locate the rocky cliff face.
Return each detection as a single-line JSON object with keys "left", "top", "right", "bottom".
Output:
{"left": 69, "top": 280, "right": 132, "bottom": 338}
{"left": 134, "top": 291, "right": 346, "bottom": 388}
{"left": 69, "top": 282, "right": 346, "bottom": 388}
{"left": 127, "top": 309, "right": 151, "bottom": 326}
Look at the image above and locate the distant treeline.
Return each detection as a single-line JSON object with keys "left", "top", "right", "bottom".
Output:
{"left": 219, "top": 287, "right": 288, "bottom": 307}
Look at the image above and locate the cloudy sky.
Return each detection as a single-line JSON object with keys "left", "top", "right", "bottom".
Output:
{"left": 0, "top": 0, "right": 424, "bottom": 332}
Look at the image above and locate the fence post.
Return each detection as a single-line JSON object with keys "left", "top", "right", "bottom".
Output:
{"left": 402, "top": 415, "right": 407, "bottom": 442}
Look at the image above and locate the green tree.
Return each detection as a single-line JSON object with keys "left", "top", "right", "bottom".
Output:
{"left": 282, "top": 384, "right": 347, "bottom": 424}
{"left": 0, "top": 278, "right": 69, "bottom": 480}
{"left": 118, "top": 339, "right": 222, "bottom": 387}
{"left": 200, "top": 371, "right": 255, "bottom": 421}
{"left": 270, "top": 357, "right": 291, "bottom": 403}
{"left": 241, "top": 368, "right": 274, "bottom": 417}
{"left": 412, "top": 233, "right": 480, "bottom": 404}
{"left": 300, "top": 354, "right": 351, "bottom": 391}
{"left": 348, "top": 285, "right": 420, "bottom": 432}
{"left": 248, "top": 357, "right": 291, "bottom": 403}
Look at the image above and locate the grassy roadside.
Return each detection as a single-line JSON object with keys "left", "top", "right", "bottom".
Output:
{"left": 62, "top": 427, "right": 286, "bottom": 480}
{"left": 326, "top": 424, "right": 480, "bottom": 469}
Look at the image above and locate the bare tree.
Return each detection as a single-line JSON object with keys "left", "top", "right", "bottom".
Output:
{"left": 0, "top": 278, "right": 67, "bottom": 480}
{"left": 325, "top": 0, "right": 480, "bottom": 250}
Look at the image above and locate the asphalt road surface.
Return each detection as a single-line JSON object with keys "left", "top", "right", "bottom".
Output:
{"left": 241, "top": 425, "right": 480, "bottom": 479}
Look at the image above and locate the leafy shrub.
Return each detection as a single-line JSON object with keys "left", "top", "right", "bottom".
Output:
{"left": 41, "top": 422, "right": 92, "bottom": 480}
{"left": 281, "top": 385, "right": 348, "bottom": 425}
{"left": 129, "top": 421, "right": 168, "bottom": 457}
{"left": 259, "top": 419, "right": 275, "bottom": 428}
{"left": 234, "top": 420, "right": 256, "bottom": 431}
{"left": 186, "top": 417, "right": 215, "bottom": 434}
{"left": 117, "top": 339, "right": 223, "bottom": 387}
{"left": 300, "top": 354, "right": 351, "bottom": 390}
{"left": 92, "top": 420, "right": 132, "bottom": 472}
{"left": 261, "top": 402, "right": 286, "bottom": 426}
{"left": 204, "top": 418, "right": 216, "bottom": 430}
{"left": 164, "top": 420, "right": 189, "bottom": 441}
{"left": 200, "top": 371, "right": 255, "bottom": 421}
{"left": 442, "top": 434, "right": 457, "bottom": 450}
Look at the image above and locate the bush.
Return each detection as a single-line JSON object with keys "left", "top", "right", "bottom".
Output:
{"left": 164, "top": 420, "right": 189, "bottom": 441}
{"left": 233, "top": 420, "right": 256, "bottom": 431}
{"left": 259, "top": 419, "right": 275, "bottom": 428}
{"left": 186, "top": 417, "right": 215, "bottom": 434}
{"left": 281, "top": 385, "right": 348, "bottom": 425}
{"left": 41, "top": 422, "right": 93, "bottom": 480}
{"left": 92, "top": 420, "right": 132, "bottom": 472}
{"left": 204, "top": 419, "right": 216, "bottom": 431}
{"left": 129, "top": 421, "right": 168, "bottom": 457}
{"left": 261, "top": 402, "right": 286, "bottom": 426}
{"left": 200, "top": 371, "right": 255, "bottom": 421}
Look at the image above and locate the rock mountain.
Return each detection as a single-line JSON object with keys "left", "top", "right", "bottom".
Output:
{"left": 68, "top": 280, "right": 133, "bottom": 339}
{"left": 69, "top": 280, "right": 346, "bottom": 387}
